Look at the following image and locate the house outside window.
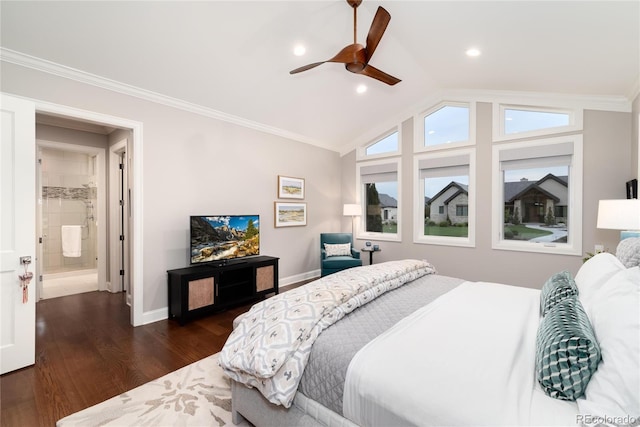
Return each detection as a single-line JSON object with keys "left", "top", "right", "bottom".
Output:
{"left": 357, "top": 158, "right": 401, "bottom": 241}
{"left": 414, "top": 148, "right": 475, "bottom": 247}
{"left": 492, "top": 135, "right": 583, "bottom": 255}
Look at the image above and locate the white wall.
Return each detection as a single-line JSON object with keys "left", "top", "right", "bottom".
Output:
{"left": 2, "top": 61, "right": 342, "bottom": 316}
{"left": 343, "top": 102, "right": 633, "bottom": 289}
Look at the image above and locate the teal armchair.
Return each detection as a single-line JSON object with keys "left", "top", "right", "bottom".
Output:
{"left": 320, "top": 233, "right": 362, "bottom": 277}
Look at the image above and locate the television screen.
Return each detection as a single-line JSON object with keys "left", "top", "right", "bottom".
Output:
{"left": 190, "top": 215, "right": 259, "bottom": 264}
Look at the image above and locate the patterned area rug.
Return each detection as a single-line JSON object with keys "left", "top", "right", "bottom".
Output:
{"left": 57, "top": 353, "right": 251, "bottom": 427}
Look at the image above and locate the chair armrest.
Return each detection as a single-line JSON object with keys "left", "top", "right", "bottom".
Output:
{"left": 321, "top": 249, "right": 327, "bottom": 260}
{"left": 351, "top": 248, "right": 361, "bottom": 259}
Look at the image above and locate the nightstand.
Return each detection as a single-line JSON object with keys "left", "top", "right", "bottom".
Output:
{"left": 361, "top": 247, "right": 381, "bottom": 265}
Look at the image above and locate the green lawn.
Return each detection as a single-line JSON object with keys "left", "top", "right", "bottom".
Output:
{"left": 424, "top": 225, "right": 468, "bottom": 237}
{"left": 383, "top": 223, "right": 397, "bottom": 233}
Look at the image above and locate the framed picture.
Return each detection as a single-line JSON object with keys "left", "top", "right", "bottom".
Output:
{"left": 274, "top": 202, "right": 307, "bottom": 227}
{"left": 626, "top": 179, "right": 638, "bottom": 199}
{"left": 278, "top": 175, "right": 305, "bottom": 199}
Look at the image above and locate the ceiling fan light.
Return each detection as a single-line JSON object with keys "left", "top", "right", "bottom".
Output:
{"left": 356, "top": 84, "right": 367, "bottom": 94}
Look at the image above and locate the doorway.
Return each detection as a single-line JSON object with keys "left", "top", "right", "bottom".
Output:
{"left": 36, "top": 114, "right": 131, "bottom": 314}
{"left": 37, "top": 142, "right": 104, "bottom": 299}
{"left": 30, "top": 105, "right": 143, "bottom": 326}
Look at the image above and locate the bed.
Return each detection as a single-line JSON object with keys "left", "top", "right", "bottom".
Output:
{"left": 219, "top": 250, "right": 640, "bottom": 427}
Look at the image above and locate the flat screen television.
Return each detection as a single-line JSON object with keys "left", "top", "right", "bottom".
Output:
{"left": 190, "top": 215, "right": 259, "bottom": 265}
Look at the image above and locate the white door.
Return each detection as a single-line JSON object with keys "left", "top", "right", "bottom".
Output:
{"left": 1, "top": 93, "right": 36, "bottom": 374}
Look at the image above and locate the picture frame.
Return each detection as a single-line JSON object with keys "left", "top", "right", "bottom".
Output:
{"left": 626, "top": 179, "right": 638, "bottom": 199}
{"left": 277, "top": 175, "right": 305, "bottom": 199}
{"left": 274, "top": 202, "right": 307, "bottom": 227}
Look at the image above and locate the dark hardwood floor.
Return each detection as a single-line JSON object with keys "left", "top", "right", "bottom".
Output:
{"left": 0, "top": 284, "right": 304, "bottom": 427}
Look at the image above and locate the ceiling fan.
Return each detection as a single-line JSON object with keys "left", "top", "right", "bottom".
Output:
{"left": 290, "top": 0, "right": 401, "bottom": 86}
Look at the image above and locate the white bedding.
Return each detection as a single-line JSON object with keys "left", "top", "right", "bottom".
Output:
{"left": 343, "top": 281, "right": 579, "bottom": 426}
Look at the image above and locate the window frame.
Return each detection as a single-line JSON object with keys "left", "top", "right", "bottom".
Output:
{"left": 493, "top": 103, "right": 583, "bottom": 142}
{"left": 357, "top": 127, "right": 402, "bottom": 161}
{"left": 413, "top": 147, "right": 476, "bottom": 247}
{"left": 492, "top": 135, "right": 583, "bottom": 255}
{"left": 356, "top": 157, "right": 402, "bottom": 242}
{"left": 414, "top": 101, "right": 476, "bottom": 153}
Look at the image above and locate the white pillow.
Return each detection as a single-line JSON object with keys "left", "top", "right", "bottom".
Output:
{"left": 323, "top": 243, "right": 351, "bottom": 257}
{"left": 574, "top": 253, "right": 625, "bottom": 317}
{"left": 577, "top": 267, "right": 640, "bottom": 420}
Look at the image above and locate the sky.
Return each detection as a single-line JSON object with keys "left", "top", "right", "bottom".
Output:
{"left": 204, "top": 215, "right": 259, "bottom": 231}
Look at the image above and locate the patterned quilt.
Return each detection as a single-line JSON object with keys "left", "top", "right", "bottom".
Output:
{"left": 218, "top": 259, "right": 437, "bottom": 407}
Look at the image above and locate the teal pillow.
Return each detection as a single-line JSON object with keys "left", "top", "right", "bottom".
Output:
{"left": 540, "top": 271, "right": 578, "bottom": 316}
{"left": 535, "top": 297, "right": 601, "bottom": 401}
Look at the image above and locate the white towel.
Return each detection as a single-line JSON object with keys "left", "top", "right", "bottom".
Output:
{"left": 61, "top": 225, "right": 82, "bottom": 257}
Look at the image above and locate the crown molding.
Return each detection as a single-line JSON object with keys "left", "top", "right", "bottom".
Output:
{"left": 0, "top": 48, "right": 334, "bottom": 151}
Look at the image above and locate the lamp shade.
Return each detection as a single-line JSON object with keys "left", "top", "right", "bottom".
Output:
{"left": 343, "top": 204, "right": 361, "bottom": 216}
{"left": 597, "top": 199, "right": 640, "bottom": 230}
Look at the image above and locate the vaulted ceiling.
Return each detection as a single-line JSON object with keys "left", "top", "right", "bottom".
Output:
{"left": 1, "top": 1, "right": 638, "bottom": 154}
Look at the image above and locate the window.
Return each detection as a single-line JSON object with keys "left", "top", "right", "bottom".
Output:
{"left": 504, "top": 108, "right": 569, "bottom": 134}
{"left": 492, "top": 135, "right": 583, "bottom": 255}
{"left": 414, "top": 149, "right": 475, "bottom": 247}
{"left": 358, "top": 129, "right": 400, "bottom": 159}
{"left": 357, "top": 159, "right": 401, "bottom": 241}
{"left": 494, "top": 104, "right": 582, "bottom": 141}
{"left": 415, "top": 102, "right": 474, "bottom": 151}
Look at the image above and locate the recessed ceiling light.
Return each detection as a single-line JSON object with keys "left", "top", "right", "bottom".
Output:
{"left": 293, "top": 45, "right": 306, "bottom": 56}
{"left": 466, "top": 48, "right": 481, "bottom": 57}
{"left": 356, "top": 84, "right": 367, "bottom": 94}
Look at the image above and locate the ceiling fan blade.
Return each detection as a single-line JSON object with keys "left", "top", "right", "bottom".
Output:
{"left": 290, "top": 44, "right": 364, "bottom": 74}
{"left": 365, "top": 6, "right": 391, "bottom": 61}
{"left": 290, "top": 62, "right": 326, "bottom": 74}
{"left": 359, "top": 64, "right": 401, "bottom": 86}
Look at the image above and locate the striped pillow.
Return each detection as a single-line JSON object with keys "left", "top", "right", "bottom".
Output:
{"left": 540, "top": 271, "right": 578, "bottom": 316}
{"left": 535, "top": 296, "right": 601, "bottom": 400}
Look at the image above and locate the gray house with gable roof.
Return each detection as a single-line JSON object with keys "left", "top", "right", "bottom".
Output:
{"left": 427, "top": 174, "right": 568, "bottom": 225}
{"left": 504, "top": 174, "right": 568, "bottom": 224}
{"left": 427, "top": 182, "right": 469, "bottom": 225}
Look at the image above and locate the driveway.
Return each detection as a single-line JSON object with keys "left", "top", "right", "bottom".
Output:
{"left": 527, "top": 223, "right": 568, "bottom": 243}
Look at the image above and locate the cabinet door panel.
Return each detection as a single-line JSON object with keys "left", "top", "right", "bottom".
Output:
{"left": 188, "top": 277, "right": 215, "bottom": 310}
{"left": 256, "top": 265, "right": 274, "bottom": 292}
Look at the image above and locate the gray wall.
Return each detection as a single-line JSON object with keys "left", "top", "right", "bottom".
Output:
{"left": 343, "top": 102, "right": 633, "bottom": 289}
{"left": 2, "top": 61, "right": 343, "bottom": 316}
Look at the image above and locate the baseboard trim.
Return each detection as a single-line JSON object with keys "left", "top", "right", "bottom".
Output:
{"left": 142, "top": 307, "right": 169, "bottom": 325}
{"left": 280, "top": 270, "right": 320, "bottom": 288}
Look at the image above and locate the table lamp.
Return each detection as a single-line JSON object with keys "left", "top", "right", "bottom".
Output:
{"left": 597, "top": 199, "right": 640, "bottom": 240}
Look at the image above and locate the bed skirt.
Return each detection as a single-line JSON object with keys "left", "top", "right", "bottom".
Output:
{"left": 232, "top": 381, "right": 358, "bottom": 427}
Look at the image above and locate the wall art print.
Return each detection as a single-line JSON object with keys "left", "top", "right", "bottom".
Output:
{"left": 277, "top": 175, "right": 305, "bottom": 199}
{"left": 274, "top": 202, "right": 307, "bottom": 227}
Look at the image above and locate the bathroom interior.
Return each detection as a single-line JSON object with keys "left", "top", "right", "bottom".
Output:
{"left": 39, "top": 147, "right": 98, "bottom": 299}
